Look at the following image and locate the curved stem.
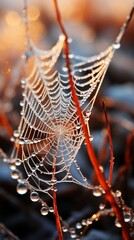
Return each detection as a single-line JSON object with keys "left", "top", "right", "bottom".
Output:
{"left": 103, "top": 102, "right": 114, "bottom": 186}
{"left": 53, "top": 1, "right": 132, "bottom": 239}
{"left": 52, "top": 150, "right": 63, "bottom": 240}
{"left": 0, "top": 111, "right": 13, "bottom": 137}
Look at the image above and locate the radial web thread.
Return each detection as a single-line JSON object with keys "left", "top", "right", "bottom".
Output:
{"left": 10, "top": 34, "right": 116, "bottom": 201}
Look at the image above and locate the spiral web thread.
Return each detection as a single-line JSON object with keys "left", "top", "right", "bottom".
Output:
{"left": 8, "top": 1, "right": 134, "bottom": 217}
{"left": 10, "top": 31, "right": 116, "bottom": 200}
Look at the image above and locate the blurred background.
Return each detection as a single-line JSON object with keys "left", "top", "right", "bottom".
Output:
{"left": 0, "top": 1, "right": 134, "bottom": 239}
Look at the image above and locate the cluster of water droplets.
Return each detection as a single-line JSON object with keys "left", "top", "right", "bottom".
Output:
{"left": 114, "top": 190, "right": 134, "bottom": 229}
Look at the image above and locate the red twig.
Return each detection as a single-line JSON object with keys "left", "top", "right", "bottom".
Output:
{"left": 0, "top": 224, "right": 19, "bottom": 240}
{"left": 124, "top": 131, "right": 134, "bottom": 169}
{"left": 98, "top": 133, "right": 109, "bottom": 165}
{"left": 103, "top": 102, "right": 114, "bottom": 186}
{"left": 115, "top": 131, "right": 134, "bottom": 182}
{"left": 53, "top": 1, "right": 132, "bottom": 239}
{"left": 0, "top": 111, "right": 13, "bottom": 137}
{"left": 52, "top": 156, "right": 63, "bottom": 240}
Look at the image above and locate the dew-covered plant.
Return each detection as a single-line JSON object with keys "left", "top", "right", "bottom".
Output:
{"left": 0, "top": 1, "right": 134, "bottom": 240}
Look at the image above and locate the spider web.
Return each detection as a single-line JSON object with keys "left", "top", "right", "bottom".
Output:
{"left": 10, "top": 34, "right": 115, "bottom": 199}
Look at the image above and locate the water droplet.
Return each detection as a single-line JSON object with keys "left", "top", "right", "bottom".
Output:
{"left": 13, "top": 130, "right": 20, "bottom": 138}
{"left": 70, "top": 228, "right": 75, "bottom": 234}
{"left": 22, "top": 92, "right": 26, "bottom": 97}
{"left": 31, "top": 153, "right": 36, "bottom": 157}
{"left": 115, "top": 190, "right": 121, "bottom": 197}
{"left": 20, "top": 101, "right": 24, "bottom": 107}
{"left": 21, "top": 54, "right": 26, "bottom": 60}
{"left": 34, "top": 138, "right": 39, "bottom": 143}
{"left": 76, "top": 223, "right": 82, "bottom": 229}
{"left": 71, "top": 233, "right": 77, "bottom": 239}
{"left": 59, "top": 34, "right": 65, "bottom": 41}
{"left": 62, "top": 226, "right": 68, "bottom": 232}
{"left": 40, "top": 161, "right": 43, "bottom": 166}
{"left": 67, "top": 173, "right": 72, "bottom": 179}
{"left": 62, "top": 66, "right": 68, "bottom": 72}
{"left": 86, "top": 110, "right": 91, "bottom": 117}
{"left": 20, "top": 111, "right": 24, "bottom": 116}
{"left": 27, "top": 172, "right": 32, "bottom": 177}
{"left": 115, "top": 218, "right": 121, "bottom": 228}
{"left": 83, "top": 177, "right": 87, "bottom": 182}
{"left": 76, "top": 125, "right": 81, "bottom": 130}
{"left": 113, "top": 43, "right": 120, "bottom": 49}
{"left": 32, "top": 167, "right": 36, "bottom": 172}
{"left": 21, "top": 78, "right": 26, "bottom": 85}
{"left": 67, "top": 38, "right": 72, "bottom": 43}
{"left": 99, "top": 203, "right": 105, "bottom": 210}
{"left": 81, "top": 219, "right": 87, "bottom": 225}
{"left": 17, "top": 182, "right": 28, "bottom": 195}
{"left": 18, "top": 138, "right": 25, "bottom": 145}
{"left": 124, "top": 212, "right": 131, "bottom": 222}
{"left": 40, "top": 206, "right": 49, "bottom": 216}
{"left": 10, "top": 137, "right": 15, "bottom": 142}
{"left": 92, "top": 187, "right": 102, "bottom": 197}
{"left": 30, "top": 191, "right": 39, "bottom": 202}
{"left": 3, "top": 158, "right": 8, "bottom": 163}
{"left": 51, "top": 178, "right": 57, "bottom": 184}
{"left": 89, "top": 135, "right": 93, "bottom": 141}
{"left": 49, "top": 207, "right": 54, "bottom": 213}
{"left": 54, "top": 187, "right": 57, "bottom": 192}
{"left": 11, "top": 169, "right": 20, "bottom": 179}
{"left": 35, "top": 163, "right": 39, "bottom": 167}
{"left": 84, "top": 116, "right": 89, "bottom": 122}
{"left": 15, "top": 158, "right": 21, "bottom": 166}
{"left": 86, "top": 218, "right": 92, "bottom": 225}
{"left": 69, "top": 53, "right": 74, "bottom": 59}
{"left": 9, "top": 163, "right": 16, "bottom": 170}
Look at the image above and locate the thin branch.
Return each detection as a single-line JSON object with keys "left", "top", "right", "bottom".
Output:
{"left": 0, "top": 111, "right": 13, "bottom": 137}
{"left": 103, "top": 102, "right": 114, "bottom": 186}
{"left": 52, "top": 154, "right": 63, "bottom": 240}
{"left": 115, "top": 3, "right": 134, "bottom": 44}
{"left": 80, "top": 208, "right": 113, "bottom": 237}
{"left": 124, "top": 131, "right": 134, "bottom": 169}
{"left": 53, "top": 1, "right": 133, "bottom": 239}
{"left": 115, "top": 131, "right": 134, "bottom": 182}
{"left": 0, "top": 223, "right": 19, "bottom": 240}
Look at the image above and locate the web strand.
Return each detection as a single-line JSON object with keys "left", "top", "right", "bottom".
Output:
{"left": 8, "top": 1, "right": 134, "bottom": 239}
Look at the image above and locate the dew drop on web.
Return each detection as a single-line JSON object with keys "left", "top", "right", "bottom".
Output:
{"left": 11, "top": 169, "right": 20, "bottom": 179}
{"left": 30, "top": 191, "right": 39, "bottom": 202}
{"left": 17, "top": 182, "right": 28, "bottom": 195}
{"left": 40, "top": 206, "right": 49, "bottom": 216}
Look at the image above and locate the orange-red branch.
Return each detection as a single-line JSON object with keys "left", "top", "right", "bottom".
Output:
{"left": 103, "top": 102, "right": 114, "bottom": 186}
{"left": 52, "top": 156, "right": 63, "bottom": 240}
{"left": 0, "top": 111, "right": 13, "bottom": 137}
{"left": 53, "top": 1, "right": 132, "bottom": 239}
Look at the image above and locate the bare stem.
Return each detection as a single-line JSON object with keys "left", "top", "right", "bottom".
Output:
{"left": 0, "top": 224, "right": 19, "bottom": 240}
{"left": 0, "top": 111, "right": 13, "bottom": 137}
{"left": 115, "top": 3, "right": 134, "bottom": 44}
{"left": 103, "top": 102, "right": 114, "bottom": 186}
{"left": 52, "top": 156, "right": 63, "bottom": 239}
{"left": 53, "top": 0, "right": 132, "bottom": 239}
